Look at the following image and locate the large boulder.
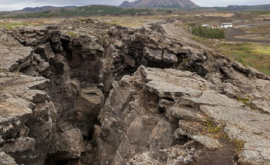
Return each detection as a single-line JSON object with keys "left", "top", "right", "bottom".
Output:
{"left": 49, "top": 128, "right": 85, "bottom": 160}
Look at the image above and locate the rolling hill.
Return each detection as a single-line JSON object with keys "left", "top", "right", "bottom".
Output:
{"left": 119, "top": 0, "right": 199, "bottom": 8}
{"left": 20, "top": 6, "right": 76, "bottom": 12}
{"left": 0, "top": 5, "right": 155, "bottom": 18}
{"left": 1, "top": 3, "right": 270, "bottom": 19}
{"left": 226, "top": 4, "right": 270, "bottom": 11}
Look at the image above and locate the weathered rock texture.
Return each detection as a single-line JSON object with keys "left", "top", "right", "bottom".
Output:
{"left": 0, "top": 30, "right": 55, "bottom": 165}
{"left": 97, "top": 66, "right": 270, "bottom": 164}
{"left": 0, "top": 18, "right": 270, "bottom": 165}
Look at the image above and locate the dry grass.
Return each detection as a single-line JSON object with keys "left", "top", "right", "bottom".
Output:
{"left": 235, "top": 34, "right": 270, "bottom": 40}
{"left": 0, "top": 19, "right": 50, "bottom": 29}
{"left": 233, "top": 139, "right": 245, "bottom": 153}
{"left": 193, "top": 13, "right": 234, "bottom": 17}
{"left": 96, "top": 14, "right": 178, "bottom": 27}
{"left": 109, "top": 19, "right": 145, "bottom": 27}
{"left": 244, "top": 25, "right": 270, "bottom": 34}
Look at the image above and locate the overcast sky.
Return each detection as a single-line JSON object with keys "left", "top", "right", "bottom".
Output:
{"left": 0, "top": 0, "right": 269, "bottom": 11}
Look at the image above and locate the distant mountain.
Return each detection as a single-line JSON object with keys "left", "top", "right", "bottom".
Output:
{"left": 20, "top": 6, "right": 76, "bottom": 12}
{"left": 226, "top": 4, "right": 270, "bottom": 11}
{"left": 0, "top": 5, "right": 158, "bottom": 18}
{"left": 1, "top": 3, "right": 270, "bottom": 19}
{"left": 119, "top": 0, "right": 199, "bottom": 8}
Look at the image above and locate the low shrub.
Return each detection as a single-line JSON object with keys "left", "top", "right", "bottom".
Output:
{"left": 192, "top": 26, "right": 225, "bottom": 39}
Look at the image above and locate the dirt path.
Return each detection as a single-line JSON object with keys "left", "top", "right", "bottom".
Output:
{"left": 161, "top": 20, "right": 212, "bottom": 51}
{"left": 225, "top": 28, "right": 270, "bottom": 43}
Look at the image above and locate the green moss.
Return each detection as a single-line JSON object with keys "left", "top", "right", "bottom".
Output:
{"left": 236, "top": 96, "right": 251, "bottom": 107}
{"left": 203, "top": 118, "right": 221, "bottom": 134}
{"left": 236, "top": 97, "right": 249, "bottom": 104}
{"left": 67, "top": 32, "right": 78, "bottom": 37}
{"left": 202, "top": 118, "right": 228, "bottom": 140}
{"left": 202, "top": 118, "right": 246, "bottom": 153}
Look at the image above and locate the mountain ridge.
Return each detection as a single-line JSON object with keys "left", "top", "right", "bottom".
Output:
{"left": 225, "top": 4, "right": 270, "bottom": 10}
{"left": 119, "top": 0, "right": 199, "bottom": 8}
{"left": 19, "top": 6, "right": 76, "bottom": 12}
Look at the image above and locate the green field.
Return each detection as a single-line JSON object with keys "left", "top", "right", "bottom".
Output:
{"left": 191, "top": 34, "right": 270, "bottom": 76}
{"left": 218, "top": 43, "right": 270, "bottom": 75}
{"left": 0, "top": 22, "right": 45, "bottom": 29}
{"left": 250, "top": 10, "right": 270, "bottom": 15}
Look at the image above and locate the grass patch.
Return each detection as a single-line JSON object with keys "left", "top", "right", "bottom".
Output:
{"left": 0, "top": 22, "right": 29, "bottom": 29}
{"left": 0, "top": 22, "right": 44, "bottom": 29}
{"left": 202, "top": 118, "right": 228, "bottom": 139}
{"left": 251, "top": 10, "right": 270, "bottom": 15}
{"left": 260, "top": 68, "right": 270, "bottom": 76}
{"left": 202, "top": 118, "right": 245, "bottom": 154}
{"left": 236, "top": 96, "right": 251, "bottom": 107}
{"left": 188, "top": 20, "right": 270, "bottom": 76}
{"left": 190, "top": 35, "right": 217, "bottom": 46}
{"left": 203, "top": 118, "right": 221, "bottom": 134}
{"left": 67, "top": 32, "right": 78, "bottom": 37}
{"left": 244, "top": 26, "right": 270, "bottom": 34}
{"left": 109, "top": 19, "right": 144, "bottom": 27}
{"left": 233, "top": 139, "right": 245, "bottom": 153}
{"left": 0, "top": 69, "right": 7, "bottom": 73}
{"left": 217, "top": 42, "right": 270, "bottom": 75}
{"left": 253, "top": 45, "right": 270, "bottom": 54}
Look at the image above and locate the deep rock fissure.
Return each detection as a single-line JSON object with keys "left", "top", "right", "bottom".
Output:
{"left": 1, "top": 19, "right": 270, "bottom": 165}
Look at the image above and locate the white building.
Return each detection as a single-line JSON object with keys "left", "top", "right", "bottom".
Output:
{"left": 201, "top": 24, "right": 210, "bottom": 28}
{"left": 221, "top": 23, "right": 233, "bottom": 28}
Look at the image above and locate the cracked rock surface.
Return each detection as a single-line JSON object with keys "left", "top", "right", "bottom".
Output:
{"left": 97, "top": 66, "right": 270, "bottom": 164}
{"left": 0, "top": 18, "right": 270, "bottom": 165}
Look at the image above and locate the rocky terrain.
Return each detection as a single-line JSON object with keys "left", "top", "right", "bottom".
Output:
{"left": 0, "top": 18, "right": 270, "bottom": 165}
